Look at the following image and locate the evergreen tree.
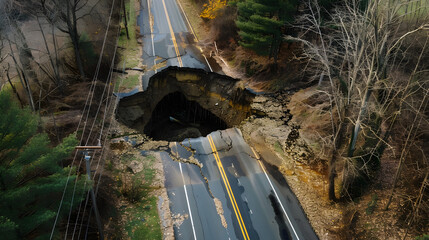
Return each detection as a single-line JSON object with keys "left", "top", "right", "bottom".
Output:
{"left": 235, "top": 0, "right": 297, "bottom": 60}
{"left": 0, "top": 91, "right": 88, "bottom": 239}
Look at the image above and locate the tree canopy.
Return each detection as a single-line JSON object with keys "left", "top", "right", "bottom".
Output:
{"left": 200, "top": 0, "right": 227, "bottom": 19}
{"left": 235, "top": 0, "right": 297, "bottom": 59}
{"left": 0, "top": 91, "right": 87, "bottom": 239}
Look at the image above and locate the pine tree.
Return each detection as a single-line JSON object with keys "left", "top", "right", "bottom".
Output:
{"left": 0, "top": 91, "right": 88, "bottom": 239}
{"left": 235, "top": 0, "right": 297, "bottom": 60}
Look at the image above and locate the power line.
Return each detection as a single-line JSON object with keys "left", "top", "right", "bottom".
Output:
{"left": 50, "top": 0, "right": 118, "bottom": 238}
{"left": 74, "top": 24, "right": 123, "bottom": 240}
{"left": 81, "top": 18, "right": 131, "bottom": 237}
{"left": 85, "top": 28, "right": 130, "bottom": 239}
{"left": 70, "top": 23, "right": 120, "bottom": 240}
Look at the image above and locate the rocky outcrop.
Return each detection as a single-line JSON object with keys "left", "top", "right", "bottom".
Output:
{"left": 241, "top": 93, "right": 315, "bottom": 165}
{"left": 116, "top": 67, "right": 254, "bottom": 132}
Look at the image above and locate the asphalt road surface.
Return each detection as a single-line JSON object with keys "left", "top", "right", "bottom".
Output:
{"left": 138, "top": 0, "right": 318, "bottom": 239}
{"left": 138, "top": 0, "right": 220, "bottom": 90}
{"left": 161, "top": 128, "right": 318, "bottom": 240}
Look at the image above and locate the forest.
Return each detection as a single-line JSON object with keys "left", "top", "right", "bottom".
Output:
{"left": 0, "top": 0, "right": 428, "bottom": 239}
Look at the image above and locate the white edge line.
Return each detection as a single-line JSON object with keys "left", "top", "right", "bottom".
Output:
{"left": 176, "top": 0, "right": 198, "bottom": 42}
{"left": 176, "top": 143, "right": 197, "bottom": 240}
{"left": 263, "top": 168, "right": 300, "bottom": 240}
{"left": 147, "top": 0, "right": 157, "bottom": 73}
{"left": 203, "top": 54, "right": 213, "bottom": 72}
{"left": 251, "top": 148, "right": 301, "bottom": 240}
{"left": 175, "top": 0, "right": 213, "bottom": 72}
{"left": 179, "top": 163, "right": 197, "bottom": 240}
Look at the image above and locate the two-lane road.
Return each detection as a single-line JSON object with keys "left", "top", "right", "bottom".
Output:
{"left": 138, "top": 0, "right": 214, "bottom": 89}
{"left": 161, "top": 128, "right": 318, "bottom": 240}
{"left": 137, "top": 0, "right": 318, "bottom": 239}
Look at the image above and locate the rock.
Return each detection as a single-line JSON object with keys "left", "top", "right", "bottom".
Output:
{"left": 128, "top": 160, "right": 143, "bottom": 174}
{"left": 139, "top": 140, "right": 169, "bottom": 151}
{"left": 172, "top": 127, "right": 202, "bottom": 140}
{"left": 251, "top": 108, "right": 267, "bottom": 117}
{"left": 116, "top": 67, "right": 254, "bottom": 132}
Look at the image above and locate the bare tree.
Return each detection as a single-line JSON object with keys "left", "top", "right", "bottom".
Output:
{"left": 39, "top": 0, "right": 100, "bottom": 78}
{"left": 287, "top": 0, "right": 429, "bottom": 200}
{"left": 35, "top": 16, "right": 61, "bottom": 88}
{"left": 0, "top": 0, "right": 37, "bottom": 111}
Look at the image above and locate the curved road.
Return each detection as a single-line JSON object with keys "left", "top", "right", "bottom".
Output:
{"left": 137, "top": 0, "right": 318, "bottom": 239}
{"left": 138, "top": 0, "right": 218, "bottom": 90}
{"left": 162, "top": 128, "right": 317, "bottom": 240}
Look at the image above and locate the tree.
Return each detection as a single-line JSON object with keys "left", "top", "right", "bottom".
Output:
{"left": 39, "top": 0, "right": 100, "bottom": 78}
{"left": 288, "top": 0, "right": 428, "bottom": 200}
{"left": 200, "top": 0, "right": 227, "bottom": 20}
{"left": 1, "top": 0, "right": 38, "bottom": 111}
{"left": 0, "top": 91, "right": 88, "bottom": 239}
{"left": 235, "top": 0, "right": 297, "bottom": 60}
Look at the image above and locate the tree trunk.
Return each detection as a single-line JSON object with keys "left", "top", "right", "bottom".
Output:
{"left": 6, "top": 67, "right": 24, "bottom": 107}
{"left": 67, "top": 1, "right": 85, "bottom": 78}
{"left": 13, "top": 22, "right": 41, "bottom": 88}
{"left": 123, "top": 0, "right": 130, "bottom": 40}
{"left": 328, "top": 103, "right": 350, "bottom": 201}
{"left": 7, "top": 40, "right": 35, "bottom": 111}
{"left": 348, "top": 86, "right": 373, "bottom": 157}
{"left": 71, "top": 30, "right": 85, "bottom": 78}
{"left": 328, "top": 149, "right": 338, "bottom": 200}
{"left": 385, "top": 91, "right": 428, "bottom": 210}
{"left": 37, "top": 17, "right": 60, "bottom": 87}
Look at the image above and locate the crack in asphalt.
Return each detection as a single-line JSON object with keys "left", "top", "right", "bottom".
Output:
{"left": 178, "top": 139, "right": 196, "bottom": 156}
{"left": 219, "top": 131, "right": 233, "bottom": 151}
{"left": 168, "top": 140, "right": 215, "bottom": 198}
{"left": 165, "top": 133, "right": 260, "bottom": 203}
{"left": 244, "top": 151, "right": 259, "bottom": 161}
{"left": 142, "top": 46, "right": 188, "bottom": 60}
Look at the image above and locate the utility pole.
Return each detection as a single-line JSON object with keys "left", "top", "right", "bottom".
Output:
{"left": 76, "top": 146, "right": 104, "bottom": 240}
{"left": 123, "top": 0, "right": 130, "bottom": 40}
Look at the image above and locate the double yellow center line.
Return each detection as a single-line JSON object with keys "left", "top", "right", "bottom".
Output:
{"left": 208, "top": 135, "right": 250, "bottom": 240}
{"left": 161, "top": 0, "right": 183, "bottom": 67}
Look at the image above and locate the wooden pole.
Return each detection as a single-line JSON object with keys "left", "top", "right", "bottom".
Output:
{"left": 75, "top": 146, "right": 103, "bottom": 150}
{"left": 84, "top": 153, "right": 104, "bottom": 240}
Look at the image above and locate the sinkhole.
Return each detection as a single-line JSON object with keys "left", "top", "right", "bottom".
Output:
{"left": 144, "top": 91, "right": 227, "bottom": 141}
{"left": 116, "top": 67, "right": 254, "bottom": 142}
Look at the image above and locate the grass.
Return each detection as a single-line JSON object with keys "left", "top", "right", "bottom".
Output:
{"left": 119, "top": 154, "right": 162, "bottom": 239}
{"left": 118, "top": 0, "right": 140, "bottom": 70}
{"left": 115, "top": 0, "right": 142, "bottom": 92}
{"left": 273, "top": 141, "right": 289, "bottom": 159}
{"left": 115, "top": 74, "right": 140, "bottom": 91}
{"left": 123, "top": 196, "right": 162, "bottom": 239}
{"left": 395, "top": 0, "right": 429, "bottom": 22}
{"left": 274, "top": 141, "right": 285, "bottom": 157}
{"left": 119, "top": 0, "right": 138, "bottom": 49}
{"left": 121, "top": 153, "right": 138, "bottom": 164}
{"left": 176, "top": 0, "right": 210, "bottom": 41}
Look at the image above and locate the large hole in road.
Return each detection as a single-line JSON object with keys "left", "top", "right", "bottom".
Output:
{"left": 144, "top": 91, "right": 227, "bottom": 141}
{"left": 116, "top": 67, "right": 254, "bottom": 142}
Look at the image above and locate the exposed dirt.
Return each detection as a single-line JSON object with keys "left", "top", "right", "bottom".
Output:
{"left": 240, "top": 86, "right": 429, "bottom": 239}
{"left": 172, "top": 213, "right": 189, "bottom": 228}
{"left": 98, "top": 1, "right": 176, "bottom": 237}
{"left": 105, "top": 119, "right": 174, "bottom": 240}
{"left": 116, "top": 67, "right": 254, "bottom": 135}
{"left": 239, "top": 92, "right": 343, "bottom": 239}
{"left": 152, "top": 151, "right": 175, "bottom": 240}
